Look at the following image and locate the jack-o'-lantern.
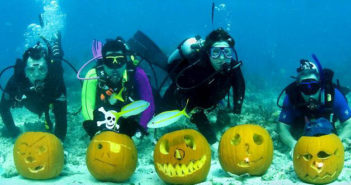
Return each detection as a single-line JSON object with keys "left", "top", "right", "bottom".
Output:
{"left": 153, "top": 129, "right": 211, "bottom": 185}
{"left": 13, "top": 132, "right": 64, "bottom": 179}
{"left": 293, "top": 134, "right": 344, "bottom": 184}
{"left": 218, "top": 124, "right": 273, "bottom": 176}
{"left": 86, "top": 131, "right": 137, "bottom": 182}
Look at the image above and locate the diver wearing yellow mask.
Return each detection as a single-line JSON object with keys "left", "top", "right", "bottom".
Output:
{"left": 81, "top": 37, "right": 154, "bottom": 138}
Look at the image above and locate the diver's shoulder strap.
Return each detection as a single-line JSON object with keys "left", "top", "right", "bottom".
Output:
{"left": 321, "top": 68, "right": 335, "bottom": 108}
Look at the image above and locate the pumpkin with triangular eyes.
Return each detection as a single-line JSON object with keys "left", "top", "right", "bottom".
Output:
{"left": 153, "top": 129, "right": 211, "bottom": 185}
{"left": 13, "top": 132, "right": 64, "bottom": 179}
{"left": 86, "top": 131, "right": 137, "bottom": 182}
{"left": 218, "top": 124, "right": 273, "bottom": 176}
{"left": 293, "top": 134, "right": 344, "bottom": 184}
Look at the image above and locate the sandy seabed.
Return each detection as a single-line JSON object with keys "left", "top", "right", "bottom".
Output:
{"left": 0, "top": 88, "right": 350, "bottom": 185}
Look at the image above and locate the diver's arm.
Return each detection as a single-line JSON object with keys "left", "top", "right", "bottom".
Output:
{"left": 51, "top": 78, "right": 67, "bottom": 141}
{"left": 52, "top": 32, "right": 64, "bottom": 60}
{"left": 52, "top": 98, "right": 67, "bottom": 141}
{"left": 231, "top": 67, "right": 245, "bottom": 114}
{"left": 279, "top": 122, "right": 297, "bottom": 149}
{"left": 339, "top": 118, "right": 351, "bottom": 141}
{"left": 0, "top": 77, "right": 21, "bottom": 137}
{"left": 134, "top": 67, "right": 155, "bottom": 131}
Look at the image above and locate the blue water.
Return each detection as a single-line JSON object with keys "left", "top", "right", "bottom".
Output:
{"left": 1, "top": 0, "right": 351, "bottom": 87}
{"left": 1, "top": 1, "right": 351, "bottom": 184}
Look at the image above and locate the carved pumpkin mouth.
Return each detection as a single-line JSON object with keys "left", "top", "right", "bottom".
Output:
{"left": 156, "top": 155, "right": 207, "bottom": 177}
{"left": 237, "top": 157, "right": 263, "bottom": 168}
{"left": 28, "top": 165, "right": 45, "bottom": 173}
{"left": 304, "top": 170, "right": 337, "bottom": 181}
{"left": 95, "top": 158, "right": 117, "bottom": 167}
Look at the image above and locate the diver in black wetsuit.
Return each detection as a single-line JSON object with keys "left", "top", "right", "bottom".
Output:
{"left": 0, "top": 34, "right": 67, "bottom": 141}
{"left": 163, "top": 28, "right": 245, "bottom": 144}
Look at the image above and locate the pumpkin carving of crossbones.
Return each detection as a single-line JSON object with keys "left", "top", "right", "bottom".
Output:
{"left": 96, "top": 107, "right": 119, "bottom": 130}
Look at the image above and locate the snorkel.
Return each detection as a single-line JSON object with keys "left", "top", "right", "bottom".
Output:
{"left": 77, "top": 39, "right": 103, "bottom": 80}
{"left": 312, "top": 54, "right": 324, "bottom": 89}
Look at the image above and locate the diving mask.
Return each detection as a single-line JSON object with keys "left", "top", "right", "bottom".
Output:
{"left": 25, "top": 57, "right": 48, "bottom": 85}
{"left": 104, "top": 54, "right": 127, "bottom": 68}
{"left": 298, "top": 79, "right": 321, "bottom": 95}
{"left": 210, "top": 47, "right": 234, "bottom": 59}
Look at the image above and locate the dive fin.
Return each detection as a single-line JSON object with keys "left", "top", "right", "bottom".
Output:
{"left": 127, "top": 30, "right": 168, "bottom": 70}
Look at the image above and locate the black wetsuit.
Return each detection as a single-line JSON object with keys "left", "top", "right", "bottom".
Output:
{"left": 0, "top": 58, "right": 67, "bottom": 141}
{"left": 163, "top": 55, "right": 245, "bottom": 144}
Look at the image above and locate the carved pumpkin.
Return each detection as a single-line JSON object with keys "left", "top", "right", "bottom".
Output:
{"left": 13, "top": 132, "right": 64, "bottom": 179}
{"left": 218, "top": 124, "right": 273, "bottom": 176}
{"left": 153, "top": 129, "right": 211, "bottom": 185}
{"left": 86, "top": 131, "right": 137, "bottom": 182}
{"left": 293, "top": 134, "right": 344, "bottom": 184}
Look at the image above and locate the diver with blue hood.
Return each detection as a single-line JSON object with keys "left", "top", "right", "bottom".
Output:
{"left": 162, "top": 28, "right": 245, "bottom": 144}
{"left": 278, "top": 58, "right": 351, "bottom": 157}
{"left": 0, "top": 34, "right": 67, "bottom": 141}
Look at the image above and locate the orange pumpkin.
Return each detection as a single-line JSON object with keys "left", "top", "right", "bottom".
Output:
{"left": 153, "top": 129, "right": 211, "bottom": 185}
{"left": 218, "top": 124, "right": 273, "bottom": 176}
{"left": 13, "top": 132, "right": 64, "bottom": 179}
{"left": 293, "top": 134, "right": 344, "bottom": 184}
{"left": 86, "top": 131, "right": 137, "bottom": 182}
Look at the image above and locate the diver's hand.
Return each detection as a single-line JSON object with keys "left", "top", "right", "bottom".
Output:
{"left": 288, "top": 140, "right": 297, "bottom": 159}
{"left": 8, "top": 126, "right": 21, "bottom": 138}
{"left": 289, "top": 148, "right": 294, "bottom": 159}
{"left": 233, "top": 106, "right": 241, "bottom": 114}
{"left": 52, "top": 32, "right": 63, "bottom": 59}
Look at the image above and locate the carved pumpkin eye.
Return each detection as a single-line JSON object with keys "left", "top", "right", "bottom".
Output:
{"left": 303, "top": 154, "right": 313, "bottom": 161}
{"left": 253, "top": 134, "right": 263, "bottom": 145}
{"left": 97, "top": 143, "right": 103, "bottom": 149}
{"left": 231, "top": 134, "right": 241, "bottom": 145}
{"left": 38, "top": 145, "right": 47, "bottom": 154}
{"left": 160, "top": 139, "right": 169, "bottom": 154}
{"left": 184, "top": 135, "right": 196, "bottom": 150}
{"left": 317, "top": 151, "right": 330, "bottom": 159}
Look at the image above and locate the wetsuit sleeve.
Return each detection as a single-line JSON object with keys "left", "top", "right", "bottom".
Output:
{"left": 231, "top": 67, "right": 245, "bottom": 114}
{"left": 81, "top": 69, "right": 98, "bottom": 120}
{"left": 52, "top": 78, "right": 67, "bottom": 141}
{"left": 333, "top": 89, "right": 351, "bottom": 122}
{"left": 134, "top": 67, "right": 155, "bottom": 130}
{"left": 0, "top": 76, "right": 21, "bottom": 137}
{"left": 279, "top": 95, "right": 297, "bottom": 125}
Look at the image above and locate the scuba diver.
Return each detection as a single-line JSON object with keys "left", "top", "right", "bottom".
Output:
{"left": 0, "top": 33, "right": 67, "bottom": 141}
{"left": 278, "top": 59, "right": 351, "bottom": 155}
{"left": 81, "top": 37, "right": 155, "bottom": 138}
{"left": 162, "top": 28, "right": 245, "bottom": 144}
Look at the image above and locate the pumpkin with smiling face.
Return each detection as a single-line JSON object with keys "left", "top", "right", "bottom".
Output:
{"left": 293, "top": 134, "right": 344, "bottom": 184}
{"left": 13, "top": 132, "right": 64, "bottom": 179}
{"left": 218, "top": 124, "right": 273, "bottom": 176}
{"left": 86, "top": 131, "right": 137, "bottom": 182}
{"left": 153, "top": 129, "right": 211, "bottom": 185}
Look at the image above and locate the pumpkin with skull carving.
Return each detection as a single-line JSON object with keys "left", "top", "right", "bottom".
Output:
{"left": 218, "top": 124, "right": 273, "bottom": 175}
{"left": 13, "top": 132, "right": 64, "bottom": 179}
{"left": 86, "top": 131, "right": 137, "bottom": 182}
{"left": 153, "top": 129, "right": 211, "bottom": 185}
{"left": 293, "top": 134, "right": 344, "bottom": 184}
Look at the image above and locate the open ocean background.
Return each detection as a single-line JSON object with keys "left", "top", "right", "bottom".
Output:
{"left": 0, "top": 0, "right": 351, "bottom": 184}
